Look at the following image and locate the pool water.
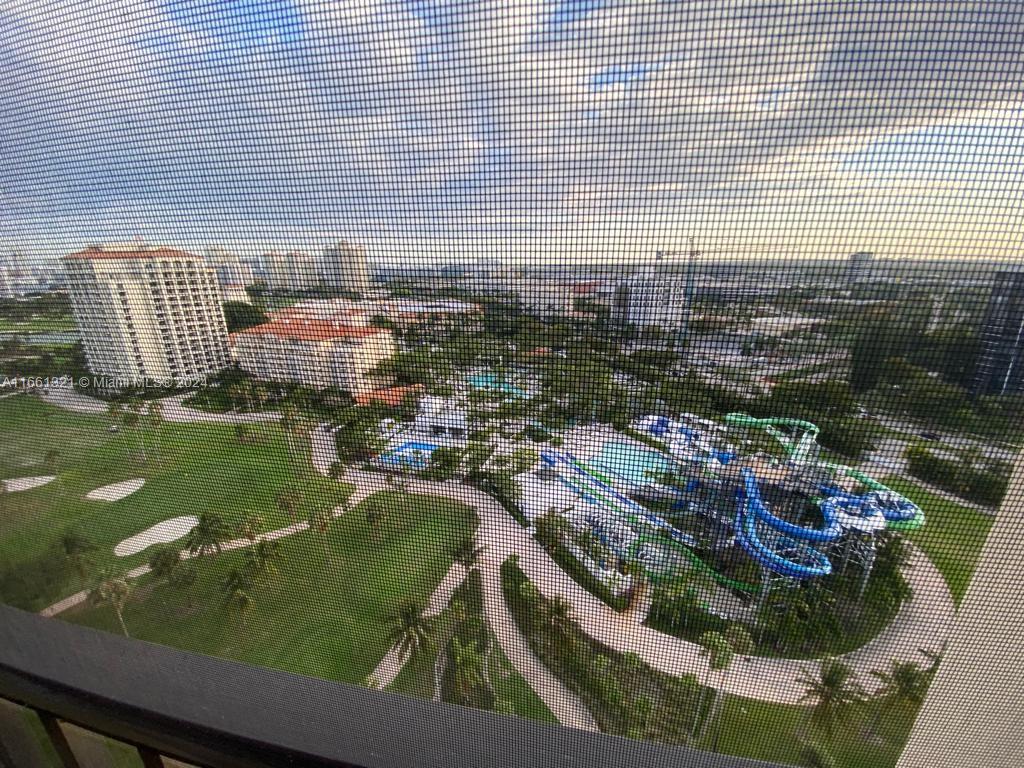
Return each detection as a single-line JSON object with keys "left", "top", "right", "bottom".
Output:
{"left": 589, "top": 441, "right": 673, "bottom": 487}
{"left": 378, "top": 441, "right": 440, "bottom": 468}
{"left": 467, "top": 372, "right": 529, "bottom": 398}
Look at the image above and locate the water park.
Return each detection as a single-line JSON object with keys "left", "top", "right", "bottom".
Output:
{"left": 516, "top": 412, "right": 927, "bottom": 655}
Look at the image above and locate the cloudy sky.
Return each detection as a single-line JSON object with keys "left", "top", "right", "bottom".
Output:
{"left": 3, "top": 0, "right": 1023, "bottom": 265}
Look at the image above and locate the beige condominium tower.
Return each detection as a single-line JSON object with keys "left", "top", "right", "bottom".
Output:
{"left": 62, "top": 245, "right": 230, "bottom": 386}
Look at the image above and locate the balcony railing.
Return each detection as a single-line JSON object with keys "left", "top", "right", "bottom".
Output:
{"left": 0, "top": 604, "right": 777, "bottom": 768}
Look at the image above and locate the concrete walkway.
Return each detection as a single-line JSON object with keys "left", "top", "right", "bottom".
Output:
{"left": 370, "top": 563, "right": 467, "bottom": 690}
{"left": 340, "top": 465, "right": 956, "bottom": 707}
{"left": 40, "top": 388, "right": 281, "bottom": 425}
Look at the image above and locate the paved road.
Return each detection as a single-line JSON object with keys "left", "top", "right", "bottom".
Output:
{"left": 40, "top": 388, "right": 280, "bottom": 425}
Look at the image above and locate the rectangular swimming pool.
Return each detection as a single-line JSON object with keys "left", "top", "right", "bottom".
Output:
{"left": 378, "top": 441, "right": 440, "bottom": 468}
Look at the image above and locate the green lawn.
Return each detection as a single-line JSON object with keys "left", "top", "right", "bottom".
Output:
{"left": 0, "top": 395, "right": 352, "bottom": 611}
{"left": 64, "top": 491, "right": 477, "bottom": 685}
{"left": 707, "top": 692, "right": 913, "bottom": 768}
{"left": 0, "top": 316, "right": 76, "bottom": 333}
{"left": 884, "top": 476, "right": 994, "bottom": 605}
{"left": 387, "top": 573, "right": 557, "bottom": 724}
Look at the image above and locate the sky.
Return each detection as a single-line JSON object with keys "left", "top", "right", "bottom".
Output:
{"left": 2, "top": 0, "right": 1024, "bottom": 266}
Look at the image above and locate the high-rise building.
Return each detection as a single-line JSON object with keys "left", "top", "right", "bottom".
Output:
{"left": 612, "top": 253, "right": 688, "bottom": 331}
{"left": 62, "top": 245, "right": 230, "bottom": 385}
{"left": 265, "top": 251, "right": 319, "bottom": 292}
{"left": 973, "top": 269, "right": 1024, "bottom": 396}
{"left": 205, "top": 247, "right": 256, "bottom": 289}
{"left": 847, "top": 251, "right": 875, "bottom": 283}
{"left": 319, "top": 240, "right": 371, "bottom": 294}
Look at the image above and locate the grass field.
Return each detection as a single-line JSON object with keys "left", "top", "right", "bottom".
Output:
{"left": 387, "top": 572, "right": 556, "bottom": 724}
{"left": 0, "top": 395, "right": 353, "bottom": 611}
{"left": 63, "top": 490, "right": 477, "bottom": 685}
{"left": 885, "top": 476, "right": 995, "bottom": 605}
{"left": 0, "top": 316, "right": 76, "bottom": 333}
{"left": 707, "top": 691, "right": 913, "bottom": 768}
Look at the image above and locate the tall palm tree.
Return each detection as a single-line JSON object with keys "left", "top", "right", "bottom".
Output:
{"left": 221, "top": 569, "right": 255, "bottom": 628}
{"left": 452, "top": 538, "right": 484, "bottom": 573}
{"left": 697, "top": 626, "right": 754, "bottom": 746}
{"left": 148, "top": 545, "right": 181, "bottom": 582}
{"left": 797, "top": 658, "right": 866, "bottom": 740}
{"left": 275, "top": 487, "right": 302, "bottom": 521}
{"left": 307, "top": 508, "right": 334, "bottom": 568}
{"left": 546, "top": 596, "right": 575, "bottom": 640}
{"left": 60, "top": 530, "right": 96, "bottom": 581}
{"left": 89, "top": 571, "right": 132, "bottom": 637}
{"left": 868, "top": 660, "right": 930, "bottom": 735}
{"left": 236, "top": 513, "right": 266, "bottom": 545}
{"left": 186, "top": 513, "right": 229, "bottom": 558}
{"left": 145, "top": 401, "right": 164, "bottom": 465}
{"left": 385, "top": 601, "right": 434, "bottom": 662}
{"left": 244, "top": 539, "right": 281, "bottom": 585}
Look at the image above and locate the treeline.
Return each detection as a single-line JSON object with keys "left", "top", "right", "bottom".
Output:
{"left": 904, "top": 445, "right": 1009, "bottom": 507}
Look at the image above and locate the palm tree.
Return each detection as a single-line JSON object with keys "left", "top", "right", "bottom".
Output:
{"left": 697, "top": 625, "right": 754, "bottom": 746}
{"left": 236, "top": 513, "right": 266, "bottom": 545}
{"left": 185, "top": 513, "right": 229, "bottom": 558}
{"left": 452, "top": 538, "right": 484, "bottom": 573}
{"left": 235, "top": 423, "right": 254, "bottom": 445}
{"left": 148, "top": 545, "right": 181, "bottom": 582}
{"left": 868, "top": 660, "right": 930, "bottom": 736}
{"left": 60, "top": 530, "right": 96, "bottom": 581}
{"left": 385, "top": 600, "right": 434, "bottom": 662}
{"left": 275, "top": 487, "right": 302, "bottom": 521}
{"left": 365, "top": 504, "right": 388, "bottom": 543}
{"left": 44, "top": 448, "right": 61, "bottom": 473}
{"left": 307, "top": 508, "right": 334, "bottom": 568}
{"left": 221, "top": 568, "right": 255, "bottom": 628}
{"left": 797, "top": 658, "right": 866, "bottom": 740}
{"left": 546, "top": 596, "right": 575, "bottom": 640}
{"left": 89, "top": 571, "right": 132, "bottom": 637}
{"left": 244, "top": 539, "right": 280, "bottom": 585}
{"left": 145, "top": 401, "right": 164, "bottom": 464}
{"left": 328, "top": 461, "right": 346, "bottom": 481}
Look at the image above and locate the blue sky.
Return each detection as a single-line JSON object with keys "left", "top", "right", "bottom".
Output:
{"left": 2, "top": 1, "right": 1023, "bottom": 263}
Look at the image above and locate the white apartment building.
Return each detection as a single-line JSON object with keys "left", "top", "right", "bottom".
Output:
{"left": 264, "top": 251, "right": 319, "bottom": 292}
{"left": 613, "top": 255, "right": 689, "bottom": 329}
{"left": 319, "top": 240, "right": 371, "bottom": 294}
{"left": 230, "top": 316, "right": 395, "bottom": 394}
{"left": 516, "top": 281, "right": 574, "bottom": 317}
{"left": 62, "top": 245, "right": 230, "bottom": 384}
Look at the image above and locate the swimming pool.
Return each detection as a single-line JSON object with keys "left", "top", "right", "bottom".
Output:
{"left": 378, "top": 441, "right": 440, "bottom": 469}
{"left": 467, "top": 372, "right": 529, "bottom": 398}
{"left": 588, "top": 441, "right": 673, "bottom": 487}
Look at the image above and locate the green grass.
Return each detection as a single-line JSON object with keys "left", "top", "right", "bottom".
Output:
{"left": 0, "top": 395, "right": 353, "bottom": 611}
{"left": 387, "top": 572, "right": 557, "bottom": 724}
{"left": 706, "top": 692, "right": 913, "bottom": 768}
{"left": 884, "top": 476, "right": 994, "bottom": 605}
{"left": 0, "top": 316, "right": 76, "bottom": 333}
{"left": 63, "top": 491, "right": 477, "bottom": 685}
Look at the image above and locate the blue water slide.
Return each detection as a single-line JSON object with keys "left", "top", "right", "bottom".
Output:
{"left": 740, "top": 470, "right": 843, "bottom": 543}
{"left": 736, "top": 469, "right": 832, "bottom": 579}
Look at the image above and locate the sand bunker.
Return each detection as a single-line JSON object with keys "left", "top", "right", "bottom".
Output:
{"left": 114, "top": 515, "right": 199, "bottom": 557}
{"left": 3, "top": 475, "right": 56, "bottom": 492}
{"left": 86, "top": 478, "right": 146, "bottom": 502}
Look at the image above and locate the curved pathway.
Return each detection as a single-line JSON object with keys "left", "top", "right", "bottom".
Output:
{"left": 36, "top": 403, "right": 955, "bottom": 724}
{"left": 40, "top": 388, "right": 280, "bottom": 425}
{"left": 339, "top": 465, "right": 956, "bottom": 706}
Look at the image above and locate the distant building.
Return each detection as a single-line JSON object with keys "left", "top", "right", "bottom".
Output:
{"left": 613, "top": 255, "right": 688, "bottom": 330}
{"left": 230, "top": 316, "right": 395, "bottom": 395}
{"left": 62, "top": 245, "right": 229, "bottom": 384}
{"left": 206, "top": 247, "right": 255, "bottom": 289}
{"left": 973, "top": 270, "right": 1024, "bottom": 396}
{"left": 847, "top": 251, "right": 875, "bottom": 283}
{"left": 264, "top": 251, "right": 319, "bottom": 292}
{"left": 319, "top": 240, "right": 371, "bottom": 294}
{"left": 517, "top": 281, "right": 574, "bottom": 317}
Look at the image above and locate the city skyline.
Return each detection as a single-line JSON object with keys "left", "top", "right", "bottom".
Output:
{"left": 3, "top": 2, "right": 1024, "bottom": 263}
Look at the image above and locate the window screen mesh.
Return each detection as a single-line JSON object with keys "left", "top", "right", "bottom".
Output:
{"left": 1, "top": 2, "right": 1022, "bottom": 767}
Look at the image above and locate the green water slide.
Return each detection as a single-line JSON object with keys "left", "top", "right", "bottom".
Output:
{"left": 724, "top": 413, "right": 821, "bottom": 465}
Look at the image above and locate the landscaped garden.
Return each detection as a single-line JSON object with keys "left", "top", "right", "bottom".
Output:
{"left": 63, "top": 490, "right": 477, "bottom": 686}
{"left": 0, "top": 395, "right": 353, "bottom": 611}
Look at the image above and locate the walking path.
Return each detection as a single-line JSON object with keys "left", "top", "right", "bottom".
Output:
{"left": 35, "top": 395, "right": 957, "bottom": 724}
{"left": 370, "top": 563, "right": 467, "bottom": 690}
{"left": 40, "top": 388, "right": 281, "bottom": 425}
{"left": 339, "top": 465, "right": 956, "bottom": 707}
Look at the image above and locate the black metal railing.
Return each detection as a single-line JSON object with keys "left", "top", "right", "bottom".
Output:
{"left": 0, "top": 604, "right": 782, "bottom": 768}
